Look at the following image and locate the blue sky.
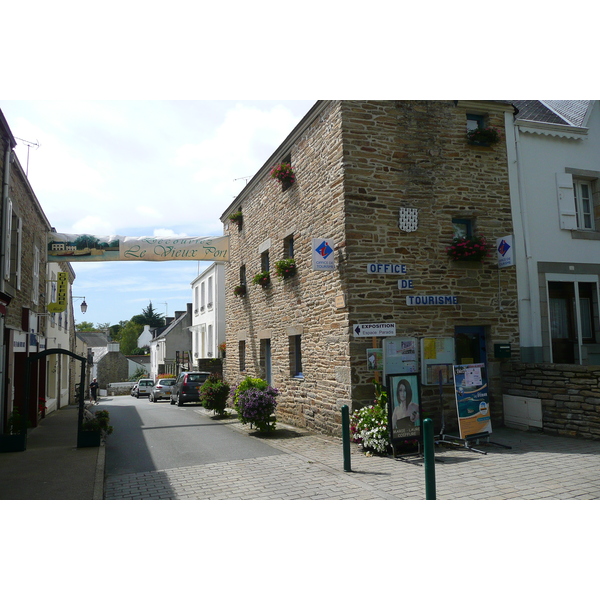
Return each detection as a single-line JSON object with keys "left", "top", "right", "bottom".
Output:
{"left": 2, "top": 100, "right": 316, "bottom": 327}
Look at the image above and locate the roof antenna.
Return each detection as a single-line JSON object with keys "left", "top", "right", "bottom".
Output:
{"left": 14, "top": 137, "right": 40, "bottom": 177}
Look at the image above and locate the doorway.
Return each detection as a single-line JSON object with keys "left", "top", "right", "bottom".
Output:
{"left": 455, "top": 326, "right": 487, "bottom": 366}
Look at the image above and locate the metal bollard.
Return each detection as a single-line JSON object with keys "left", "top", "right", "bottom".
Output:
{"left": 423, "top": 418, "right": 436, "bottom": 500}
{"left": 341, "top": 405, "right": 352, "bottom": 472}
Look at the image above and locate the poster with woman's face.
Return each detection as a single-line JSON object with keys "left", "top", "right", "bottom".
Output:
{"left": 387, "top": 374, "right": 421, "bottom": 442}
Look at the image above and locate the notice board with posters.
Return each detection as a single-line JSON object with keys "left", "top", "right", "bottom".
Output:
{"left": 420, "top": 337, "right": 455, "bottom": 386}
{"left": 382, "top": 337, "right": 418, "bottom": 380}
{"left": 452, "top": 363, "right": 492, "bottom": 439}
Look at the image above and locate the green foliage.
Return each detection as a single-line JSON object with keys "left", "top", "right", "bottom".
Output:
{"left": 199, "top": 374, "right": 231, "bottom": 417}
{"left": 82, "top": 409, "right": 113, "bottom": 436}
{"left": 129, "top": 366, "right": 148, "bottom": 381}
{"left": 232, "top": 377, "right": 278, "bottom": 433}
{"left": 274, "top": 258, "right": 297, "bottom": 279}
{"left": 119, "top": 320, "right": 144, "bottom": 355}
{"left": 75, "top": 321, "right": 98, "bottom": 332}
{"left": 252, "top": 271, "right": 271, "bottom": 287}
{"left": 6, "top": 408, "right": 30, "bottom": 435}
{"left": 349, "top": 382, "right": 390, "bottom": 455}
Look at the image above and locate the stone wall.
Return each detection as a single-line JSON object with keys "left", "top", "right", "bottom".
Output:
{"left": 223, "top": 101, "right": 520, "bottom": 437}
{"left": 502, "top": 362, "right": 600, "bottom": 440}
{"left": 97, "top": 352, "right": 129, "bottom": 391}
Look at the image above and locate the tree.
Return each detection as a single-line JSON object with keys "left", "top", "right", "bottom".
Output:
{"left": 131, "top": 302, "right": 164, "bottom": 328}
{"left": 119, "top": 321, "right": 144, "bottom": 355}
{"left": 75, "top": 321, "right": 98, "bottom": 332}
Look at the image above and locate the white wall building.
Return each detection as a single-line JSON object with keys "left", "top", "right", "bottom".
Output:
{"left": 507, "top": 100, "right": 600, "bottom": 365}
{"left": 149, "top": 304, "right": 193, "bottom": 379}
{"left": 190, "top": 262, "right": 225, "bottom": 363}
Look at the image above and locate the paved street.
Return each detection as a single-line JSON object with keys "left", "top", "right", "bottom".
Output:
{"left": 105, "top": 410, "right": 600, "bottom": 500}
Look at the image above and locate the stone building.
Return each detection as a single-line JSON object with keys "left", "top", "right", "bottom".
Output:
{"left": 220, "top": 100, "right": 520, "bottom": 437}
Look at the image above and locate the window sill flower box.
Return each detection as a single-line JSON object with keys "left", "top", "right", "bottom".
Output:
{"left": 446, "top": 235, "right": 490, "bottom": 262}
{"left": 274, "top": 258, "right": 297, "bottom": 279}
{"left": 270, "top": 163, "right": 295, "bottom": 191}
{"left": 252, "top": 271, "right": 271, "bottom": 288}
{"left": 234, "top": 284, "right": 247, "bottom": 298}
{"left": 466, "top": 126, "right": 501, "bottom": 147}
{"left": 229, "top": 211, "right": 243, "bottom": 230}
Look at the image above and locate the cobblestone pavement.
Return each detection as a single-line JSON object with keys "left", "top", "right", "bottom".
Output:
{"left": 104, "top": 414, "right": 600, "bottom": 500}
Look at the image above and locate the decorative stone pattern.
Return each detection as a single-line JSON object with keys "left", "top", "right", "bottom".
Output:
{"left": 502, "top": 362, "right": 600, "bottom": 440}
{"left": 222, "top": 101, "right": 520, "bottom": 437}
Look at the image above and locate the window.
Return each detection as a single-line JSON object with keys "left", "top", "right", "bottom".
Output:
{"left": 283, "top": 234, "right": 294, "bottom": 258}
{"left": 574, "top": 179, "right": 595, "bottom": 230}
{"left": 466, "top": 113, "right": 485, "bottom": 131}
{"left": 261, "top": 250, "right": 270, "bottom": 272}
{"left": 200, "top": 281, "right": 205, "bottom": 311}
{"left": 207, "top": 276, "right": 213, "bottom": 309}
{"left": 289, "top": 335, "right": 303, "bottom": 378}
{"left": 452, "top": 218, "right": 473, "bottom": 238}
{"left": 239, "top": 264, "right": 246, "bottom": 286}
{"left": 32, "top": 246, "right": 40, "bottom": 305}
{"left": 239, "top": 340, "right": 246, "bottom": 372}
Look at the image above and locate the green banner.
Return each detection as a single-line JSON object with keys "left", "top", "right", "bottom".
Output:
{"left": 47, "top": 233, "right": 229, "bottom": 262}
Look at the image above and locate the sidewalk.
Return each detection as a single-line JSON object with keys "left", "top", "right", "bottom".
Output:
{"left": 0, "top": 404, "right": 104, "bottom": 500}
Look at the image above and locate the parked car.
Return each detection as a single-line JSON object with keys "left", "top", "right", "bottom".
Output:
{"left": 131, "top": 383, "right": 138, "bottom": 397}
{"left": 133, "top": 378, "right": 155, "bottom": 398}
{"left": 150, "top": 378, "right": 177, "bottom": 402}
{"left": 170, "top": 371, "right": 211, "bottom": 406}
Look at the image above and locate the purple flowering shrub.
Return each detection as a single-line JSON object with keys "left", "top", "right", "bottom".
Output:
{"left": 233, "top": 378, "right": 278, "bottom": 433}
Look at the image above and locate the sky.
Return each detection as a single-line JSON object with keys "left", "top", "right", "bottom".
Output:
{"left": 1, "top": 100, "right": 317, "bottom": 327}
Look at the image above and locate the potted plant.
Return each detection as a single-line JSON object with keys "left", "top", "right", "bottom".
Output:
{"left": 38, "top": 397, "right": 47, "bottom": 420}
{"left": 218, "top": 341, "right": 226, "bottom": 358}
{"left": 446, "top": 234, "right": 490, "bottom": 262}
{"left": 466, "top": 126, "right": 501, "bottom": 147}
{"left": 270, "top": 162, "right": 295, "bottom": 191}
{"left": 0, "top": 408, "right": 29, "bottom": 453}
{"left": 229, "top": 211, "right": 243, "bottom": 229}
{"left": 274, "top": 257, "right": 297, "bottom": 279}
{"left": 79, "top": 409, "right": 113, "bottom": 447}
{"left": 252, "top": 270, "right": 271, "bottom": 288}
{"left": 234, "top": 284, "right": 247, "bottom": 298}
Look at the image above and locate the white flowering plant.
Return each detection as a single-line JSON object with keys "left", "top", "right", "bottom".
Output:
{"left": 350, "top": 382, "right": 390, "bottom": 455}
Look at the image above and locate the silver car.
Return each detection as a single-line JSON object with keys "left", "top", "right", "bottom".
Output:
{"left": 150, "top": 378, "right": 177, "bottom": 402}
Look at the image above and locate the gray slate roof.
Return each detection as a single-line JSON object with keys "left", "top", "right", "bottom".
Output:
{"left": 512, "top": 100, "right": 592, "bottom": 127}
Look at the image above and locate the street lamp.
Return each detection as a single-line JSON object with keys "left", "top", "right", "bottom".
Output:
{"left": 72, "top": 296, "right": 88, "bottom": 314}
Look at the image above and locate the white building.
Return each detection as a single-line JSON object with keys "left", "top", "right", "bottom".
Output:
{"left": 149, "top": 304, "right": 193, "bottom": 379}
{"left": 190, "top": 262, "right": 225, "bottom": 363}
{"left": 508, "top": 100, "right": 600, "bottom": 365}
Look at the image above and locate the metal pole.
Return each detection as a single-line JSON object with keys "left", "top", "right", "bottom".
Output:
{"left": 341, "top": 405, "right": 352, "bottom": 472}
{"left": 423, "top": 418, "right": 436, "bottom": 499}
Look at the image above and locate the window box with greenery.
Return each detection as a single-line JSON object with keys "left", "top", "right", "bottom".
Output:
{"left": 270, "top": 162, "right": 295, "bottom": 191}
{"left": 234, "top": 284, "right": 247, "bottom": 298}
{"left": 229, "top": 211, "right": 243, "bottom": 229}
{"left": 446, "top": 234, "right": 490, "bottom": 262}
{"left": 252, "top": 270, "right": 271, "bottom": 288}
{"left": 466, "top": 126, "right": 501, "bottom": 147}
{"left": 274, "top": 257, "right": 297, "bottom": 280}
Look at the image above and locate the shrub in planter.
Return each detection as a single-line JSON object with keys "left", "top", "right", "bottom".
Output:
{"left": 229, "top": 211, "right": 243, "bottom": 229}
{"left": 82, "top": 409, "right": 114, "bottom": 437}
{"left": 270, "top": 162, "right": 295, "bottom": 190}
{"left": 231, "top": 376, "right": 278, "bottom": 433}
{"left": 234, "top": 284, "right": 247, "bottom": 297}
{"left": 199, "top": 373, "right": 230, "bottom": 417}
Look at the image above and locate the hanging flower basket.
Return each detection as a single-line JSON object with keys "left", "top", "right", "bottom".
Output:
{"left": 446, "top": 235, "right": 491, "bottom": 262}
{"left": 234, "top": 284, "right": 247, "bottom": 298}
{"left": 274, "top": 258, "right": 297, "bottom": 279}
{"left": 270, "top": 163, "right": 295, "bottom": 190}
{"left": 466, "top": 126, "right": 501, "bottom": 147}
{"left": 252, "top": 271, "right": 271, "bottom": 288}
{"left": 229, "top": 211, "right": 243, "bottom": 229}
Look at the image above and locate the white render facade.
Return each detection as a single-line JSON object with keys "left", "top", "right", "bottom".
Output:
{"left": 507, "top": 100, "right": 600, "bottom": 365}
{"left": 190, "top": 262, "right": 225, "bottom": 362}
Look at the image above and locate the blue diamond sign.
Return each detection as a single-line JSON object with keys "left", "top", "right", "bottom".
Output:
{"left": 312, "top": 238, "right": 335, "bottom": 271}
{"left": 496, "top": 235, "right": 514, "bottom": 268}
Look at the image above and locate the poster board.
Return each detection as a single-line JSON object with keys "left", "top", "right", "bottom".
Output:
{"left": 386, "top": 373, "right": 422, "bottom": 444}
{"left": 420, "top": 337, "right": 455, "bottom": 385}
{"left": 382, "top": 337, "right": 418, "bottom": 380}
{"left": 452, "top": 363, "right": 492, "bottom": 439}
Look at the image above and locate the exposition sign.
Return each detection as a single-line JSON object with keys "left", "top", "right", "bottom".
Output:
{"left": 452, "top": 363, "right": 492, "bottom": 439}
{"left": 47, "top": 232, "right": 230, "bottom": 262}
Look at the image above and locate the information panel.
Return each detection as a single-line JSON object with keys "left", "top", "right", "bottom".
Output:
{"left": 386, "top": 373, "right": 422, "bottom": 444}
{"left": 420, "top": 337, "right": 455, "bottom": 385}
{"left": 452, "top": 363, "right": 492, "bottom": 439}
{"left": 382, "top": 337, "right": 418, "bottom": 380}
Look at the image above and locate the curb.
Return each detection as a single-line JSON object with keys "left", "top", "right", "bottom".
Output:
{"left": 93, "top": 443, "right": 106, "bottom": 500}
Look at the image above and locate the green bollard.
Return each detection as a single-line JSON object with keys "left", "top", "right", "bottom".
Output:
{"left": 341, "top": 405, "right": 352, "bottom": 472}
{"left": 423, "top": 418, "right": 436, "bottom": 500}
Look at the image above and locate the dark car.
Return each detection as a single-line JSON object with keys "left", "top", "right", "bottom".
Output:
{"left": 170, "top": 371, "right": 211, "bottom": 406}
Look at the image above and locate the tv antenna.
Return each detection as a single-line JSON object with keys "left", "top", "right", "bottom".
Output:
{"left": 234, "top": 176, "right": 252, "bottom": 185}
{"left": 14, "top": 137, "right": 40, "bottom": 177}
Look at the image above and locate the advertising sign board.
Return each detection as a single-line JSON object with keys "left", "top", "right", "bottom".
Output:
{"left": 386, "top": 373, "right": 422, "bottom": 444}
{"left": 452, "top": 363, "right": 492, "bottom": 439}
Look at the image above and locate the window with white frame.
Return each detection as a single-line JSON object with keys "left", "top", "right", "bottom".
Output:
{"left": 573, "top": 179, "right": 595, "bottom": 230}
